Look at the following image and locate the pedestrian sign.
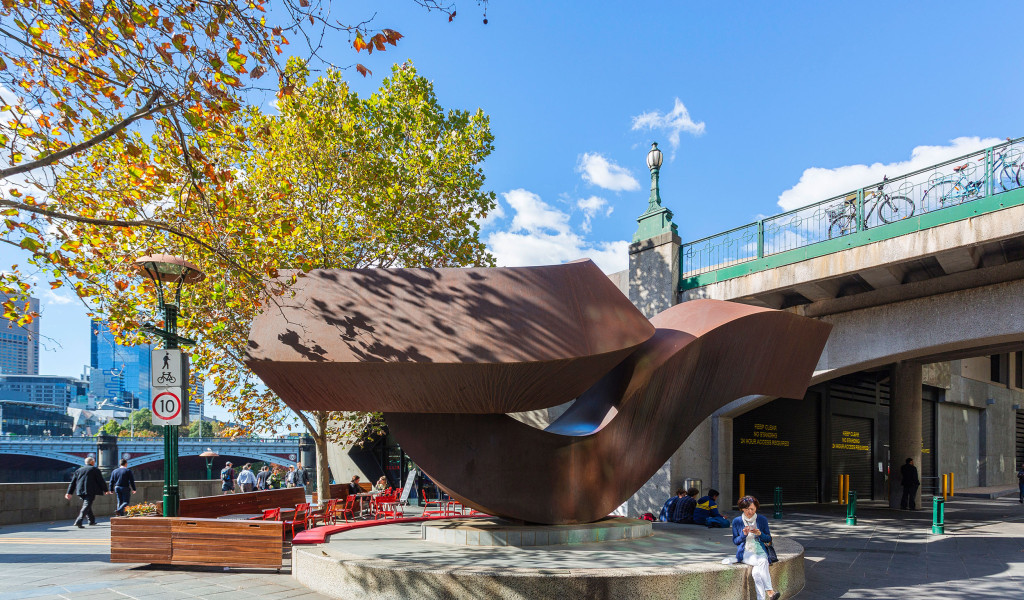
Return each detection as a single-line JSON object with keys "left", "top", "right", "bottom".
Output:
{"left": 152, "top": 349, "right": 182, "bottom": 387}
{"left": 152, "top": 388, "right": 184, "bottom": 425}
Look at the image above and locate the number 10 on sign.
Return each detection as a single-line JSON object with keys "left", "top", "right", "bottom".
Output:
{"left": 152, "top": 388, "right": 183, "bottom": 426}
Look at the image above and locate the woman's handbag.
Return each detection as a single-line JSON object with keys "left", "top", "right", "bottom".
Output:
{"left": 763, "top": 540, "right": 779, "bottom": 564}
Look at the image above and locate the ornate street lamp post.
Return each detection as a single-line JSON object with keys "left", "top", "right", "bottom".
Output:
{"left": 135, "top": 254, "right": 204, "bottom": 517}
{"left": 200, "top": 448, "right": 219, "bottom": 481}
{"left": 633, "top": 141, "right": 678, "bottom": 243}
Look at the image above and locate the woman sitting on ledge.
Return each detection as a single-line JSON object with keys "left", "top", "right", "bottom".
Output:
{"left": 732, "top": 496, "right": 779, "bottom": 600}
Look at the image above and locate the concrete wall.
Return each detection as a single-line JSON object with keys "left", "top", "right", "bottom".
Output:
{"left": 0, "top": 479, "right": 221, "bottom": 526}
{"left": 937, "top": 403, "right": 981, "bottom": 488}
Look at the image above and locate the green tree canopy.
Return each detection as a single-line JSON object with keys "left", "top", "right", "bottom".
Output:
{"left": 49, "top": 61, "right": 496, "bottom": 496}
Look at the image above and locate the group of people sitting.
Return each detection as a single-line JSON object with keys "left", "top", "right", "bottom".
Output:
{"left": 658, "top": 487, "right": 730, "bottom": 527}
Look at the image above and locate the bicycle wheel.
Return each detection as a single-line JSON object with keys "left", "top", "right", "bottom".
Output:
{"left": 878, "top": 195, "right": 915, "bottom": 223}
{"left": 995, "top": 166, "right": 1018, "bottom": 192}
{"left": 828, "top": 215, "right": 854, "bottom": 239}
{"left": 922, "top": 180, "right": 957, "bottom": 209}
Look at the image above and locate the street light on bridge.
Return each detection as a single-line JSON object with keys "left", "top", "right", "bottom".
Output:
{"left": 135, "top": 254, "right": 204, "bottom": 517}
{"left": 200, "top": 448, "right": 219, "bottom": 481}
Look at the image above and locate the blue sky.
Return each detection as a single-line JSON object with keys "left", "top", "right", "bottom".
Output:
{"left": 5, "top": 1, "right": 1023, "bottom": 421}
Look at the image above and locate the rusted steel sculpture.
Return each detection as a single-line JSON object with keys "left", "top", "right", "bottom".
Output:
{"left": 246, "top": 259, "right": 831, "bottom": 525}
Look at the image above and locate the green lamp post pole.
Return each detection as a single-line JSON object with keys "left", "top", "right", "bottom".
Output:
{"left": 135, "top": 254, "right": 204, "bottom": 518}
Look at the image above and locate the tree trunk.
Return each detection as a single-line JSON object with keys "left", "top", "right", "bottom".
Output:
{"left": 315, "top": 412, "right": 332, "bottom": 501}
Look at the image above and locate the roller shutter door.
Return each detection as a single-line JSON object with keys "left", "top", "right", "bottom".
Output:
{"left": 1017, "top": 410, "right": 1024, "bottom": 470}
{"left": 831, "top": 414, "right": 873, "bottom": 501}
{"left": 921, "top": 389, "right": 938, "bottom": 496}
{"left": 733, "top": 396, "right": 819, "bottom": 503}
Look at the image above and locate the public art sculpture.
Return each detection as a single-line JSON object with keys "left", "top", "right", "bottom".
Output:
{"left": 245, "top": 259, "right": 831, "bottom": 525}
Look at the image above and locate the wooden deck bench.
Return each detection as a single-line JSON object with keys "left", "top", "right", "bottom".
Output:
{"left": 178, "top": 487, "right": 306, "bottom": 518}
{"left": 111, "top": 517, "right": 284, "bottom": 569}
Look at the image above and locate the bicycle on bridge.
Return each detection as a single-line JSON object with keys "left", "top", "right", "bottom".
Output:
{"left": 827, "top": 177, "right": 915, "bottom": 239}
{"left": 921, "top": 160, "right": 985, "bottom": 208}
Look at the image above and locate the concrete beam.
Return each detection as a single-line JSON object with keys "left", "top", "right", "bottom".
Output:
{"left": 793, "top": 280, "right": 839, "bottom": 302}
{"left": 859, "top": 265, "right": 905, "bottom": 290}
{"left": 935, "top": 246, "right": 981, "bottom": 275}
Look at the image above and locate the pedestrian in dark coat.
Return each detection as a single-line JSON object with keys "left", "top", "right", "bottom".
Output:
{"left": 108, "top": 459, "right": 137, "bottom": 516}
{"left": 900, "top": 457, "right": 920, "bottom": 510}
{"left": 65, "top": 457, "right": 108, "bottom": 528}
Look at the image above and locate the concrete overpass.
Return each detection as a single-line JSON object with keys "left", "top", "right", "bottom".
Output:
{"left": 621, "top": 136, "right": 1024, "bottom": 511}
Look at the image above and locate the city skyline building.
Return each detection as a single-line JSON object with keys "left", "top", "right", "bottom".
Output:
{"left": 0, "top": 293, "right": 39, "bottom": 375}
{"left": 89, "top": 320, "right": 153, "bottom": 409}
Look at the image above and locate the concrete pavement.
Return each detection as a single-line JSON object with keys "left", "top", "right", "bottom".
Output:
{"left": 1, "top": 495, "right": 1022, "bottom": 599}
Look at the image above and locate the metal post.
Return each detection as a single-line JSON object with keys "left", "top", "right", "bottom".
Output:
{"left": 162, "top": 303, "right": 179, "bottom": 518}
{"left": 942, "top": 473, "right": 948, "bottom": 500}
{"left": 844, "top": 474, "right": 851, "bottom": 504}
{"left": 985, "top": 148, "right": 992, "bottom": 198}
{"left": 856, "top": 189, "right": 865, "bottom": 232}
{"left": 739, "top": 473, "right": 746, "bottom": 500}
{"left": 756, "top": 221, "right": 764, "bottom": 259}
{"left": 949, "top": 472, "right": 954, "bottom": 497}
{"left": 846, "top": 490, "right": 857, "bottom": 525}
{"left": 932, "top": 495, "right": 945, "bottom": 534}
{"left": 838, "top": 473, "right": 845, "bottom": 504}
{"left": 773, "top": 486, "right": 782, "bottom": 520}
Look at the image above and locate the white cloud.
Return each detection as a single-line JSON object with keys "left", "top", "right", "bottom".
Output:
{"left": 486, "top": 189, "right": 628, "bottom": 274}
{"left": 631, "top": 98, "right": 706, "bottom": 154}
{"left": 577, "top": 153, "right": 640, "bottom": 192}
{"left": 777, "top": 136, "right": 1003, "bottom": 211}
{"left": 576, "top": 195, "right": 609, "bottom": 233}
{"left": 478, "top": 201, "right": 506, "bottom": 230}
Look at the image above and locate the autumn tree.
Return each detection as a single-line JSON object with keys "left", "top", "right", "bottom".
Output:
{"left": 0, "top": 0, "right": 486, "bottom": 324}
{"left": 49, "top": 61, "right": 496, "bottom": 498}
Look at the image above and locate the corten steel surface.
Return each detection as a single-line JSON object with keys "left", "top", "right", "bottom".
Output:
{"left": 245, "top": 260, "right": 654, "bottom": 414}
{"left": 387, "top": 300, "right": 831, "bottom": 524}
{"left": 246, "top": 261, "right": 831, "bottom": 524}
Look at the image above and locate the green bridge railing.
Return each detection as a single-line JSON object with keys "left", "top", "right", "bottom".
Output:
{"left": 680, "top": 136, "right": 1024, "bottom": 290}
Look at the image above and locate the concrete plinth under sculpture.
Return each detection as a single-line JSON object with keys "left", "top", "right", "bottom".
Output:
{"left": 292, "top": 520, "right": 805, "bottom": 600}
{"left": 421, "top": 517, "right": 651, "bottom": 547}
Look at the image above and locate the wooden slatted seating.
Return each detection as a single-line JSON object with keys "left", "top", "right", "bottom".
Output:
{"left": 178, "top": 487, "right": 306, "bottom": 518}
{"left": 111, "top": 517, "right": 284, "bottom": 569}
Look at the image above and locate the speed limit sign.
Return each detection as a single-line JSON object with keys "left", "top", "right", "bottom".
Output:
{"left": 152, "top": 388, "right": 183, "bottom": 425}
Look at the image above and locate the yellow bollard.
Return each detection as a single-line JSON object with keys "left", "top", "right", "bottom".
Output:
{"left": 739, "top": 473, "right": 746, "bottom": 502}
{"left": 844, "top": 474, "right": 851, "bottom": 504}
{"left": 942, "top": 474, "right": 948, "bottom": 501}
{"left": 838, "top": 474, "right": 846, "bottom": 504}
{"left": 949, "top": 472, "right": 954, "bottom": 497}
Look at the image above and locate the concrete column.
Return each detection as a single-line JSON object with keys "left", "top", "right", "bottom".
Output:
{"left": 96, "top": 434, "right": 119, "bottom": 478}
{"left": 627, "top": 232, "right": 681, "bottom": 319}
{"left": 711, "top": 415, "right": 733, "bottom": 506}
{"left": 889, "top": 362, "right": 923, "bottom": 509}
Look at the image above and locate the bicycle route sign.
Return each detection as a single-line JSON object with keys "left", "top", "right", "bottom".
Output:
{"left": 151, "top": 388, "right": 183, "bottom": 425}
{"left": 152, "top": 349, "right": 182, "bottom": 387}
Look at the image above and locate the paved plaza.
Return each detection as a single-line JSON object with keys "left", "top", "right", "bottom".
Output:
{"left": 1, "top": 496, "right": 1022, "bottom": 599}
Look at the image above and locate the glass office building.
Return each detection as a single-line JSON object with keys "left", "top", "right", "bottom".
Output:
{"left": 0, "top": 293, "right": 39, "bottom": 375}
{"left": 89, "top": 320, "right": 153, "bottom": 409}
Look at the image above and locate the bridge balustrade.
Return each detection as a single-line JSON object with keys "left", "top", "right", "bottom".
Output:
{"left": 682, "top": 136, "right": 1024, "bottom": 284}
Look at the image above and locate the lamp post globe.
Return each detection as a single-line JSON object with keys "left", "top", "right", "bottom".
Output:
{"left": 135, "top": 254, "right": 204, "bottom": 517}
{"left": 646, "top": 142, "right": 664, "bottom": 171}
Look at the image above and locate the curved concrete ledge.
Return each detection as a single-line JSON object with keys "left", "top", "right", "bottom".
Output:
{"left": 292, "top": 521, "right": 804, "bottom": 600}
{"left": 421, "top": 517, "right": 652, "bottom": 547}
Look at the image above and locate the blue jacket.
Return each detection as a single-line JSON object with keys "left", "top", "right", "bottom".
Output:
{"left": 108, "top": 466, "right": 135, "bottom": 491}
{"left": 731, "top": 514, "right": 772, "bottom": 561}
{"left": 658, "top": 496, "right": 680, "bottom": 522}
{"left": 693, "top": 495, "right": 722, "bottom": 525}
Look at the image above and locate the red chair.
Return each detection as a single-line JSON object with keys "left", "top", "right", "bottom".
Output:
{"left": 284, "top": 503, "right": 311, "bottom": 537}
{"left": 335, "top": 495, "right": 356, "bottom": 522}
{"left": 422, "top": 489, "right": 445, "bottom": 517}
{"left": 311, "top": 498, "right": 339, "bottom": 526}
{"left": 374, "top": 492, "right": 404, "bottom": 520}
{"left": 262, "top": 508, "right": 281, "bottom": 521}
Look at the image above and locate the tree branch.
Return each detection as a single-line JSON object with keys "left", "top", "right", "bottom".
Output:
{"left": 0, "top": 92, "right": 177, "bottom": 180}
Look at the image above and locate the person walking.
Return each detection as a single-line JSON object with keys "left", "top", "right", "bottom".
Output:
{"left": 900, "top": 458, "right": 920, "bottom": 510}
{"left": 108, "top": 459, "right": 136, "bottom": 516}
{"left": 284, "top": 465, "right": 296, "bottom": 488}
{"left": 731, "top": 496, "right": 780, "bottom": 600}
{"left": 1017, "top": 463, "right": 1024, "bottom": 504}
{"left": 255, "top": 465, "right": 271, "bottom": 491}
{"left": 220, "top": 461, "right": 236, "bottom": 495}
{"left": 65, "top": 457, "right": 108, "bottom": 528}
{"left": 237, "top": 464, "right": 257, "bottom": 493}
{"left": 293, "top": 463, "right": 308, "bottom": 490}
